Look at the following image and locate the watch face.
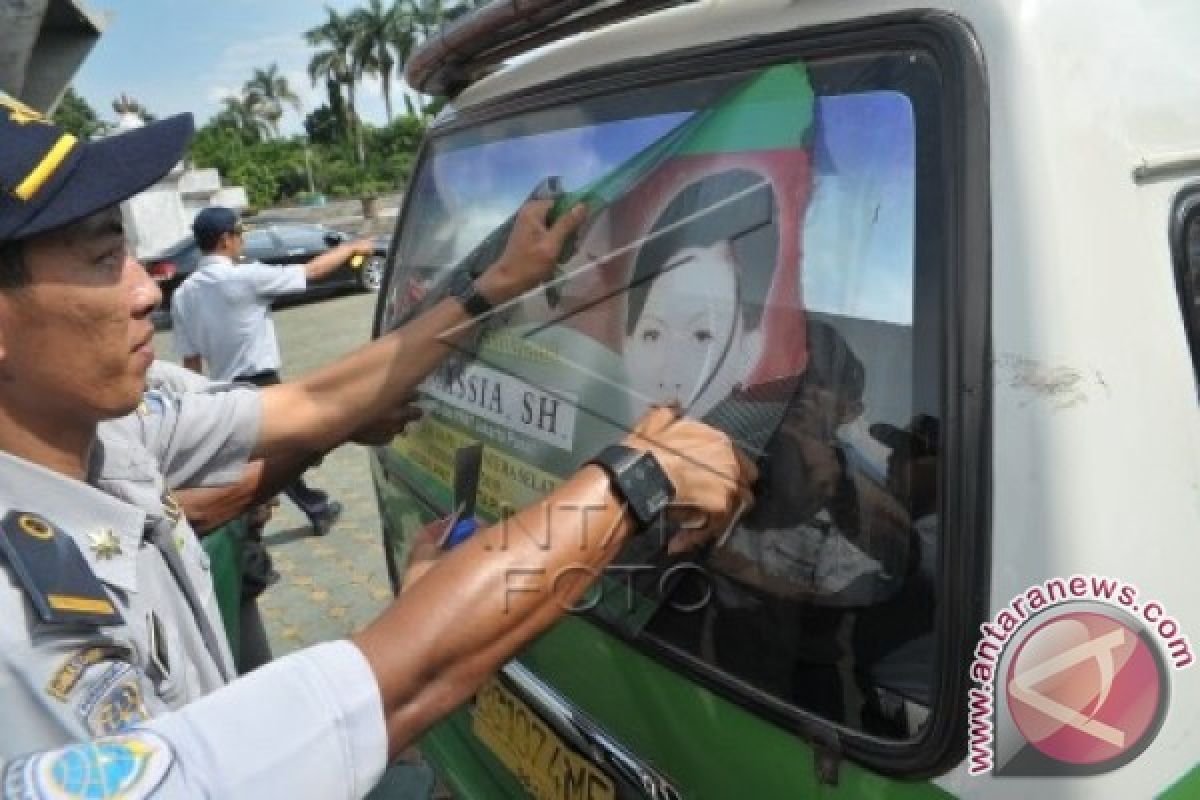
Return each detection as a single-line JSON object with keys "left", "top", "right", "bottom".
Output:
{"left": 632, "top": 452, "right": 673, "bottom": 515}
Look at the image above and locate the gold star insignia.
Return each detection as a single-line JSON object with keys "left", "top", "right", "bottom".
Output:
{"left": 88, "top": 529, "right": 123, "bottom": 560}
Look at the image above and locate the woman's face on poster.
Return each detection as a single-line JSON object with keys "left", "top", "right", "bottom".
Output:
{"left": 625, "top": 240, "right": 763, "bottom": 417}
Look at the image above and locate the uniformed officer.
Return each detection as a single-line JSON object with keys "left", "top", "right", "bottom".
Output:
{"left": 172, "top": 205, "right": 373, "bottom": 535}
{"left": 0, "top": 98, "right": 753, "bottom": 798}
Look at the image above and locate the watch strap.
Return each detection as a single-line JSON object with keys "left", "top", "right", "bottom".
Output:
{"left": 456, "top": 279, "right": 493, "bottom": 319}
{"left": 588, "top": 444, "right": 675, "bottom": 529}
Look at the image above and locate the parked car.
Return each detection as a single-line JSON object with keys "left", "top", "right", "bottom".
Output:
{"left": 145, "top": 222, "right": 388, "bottom": 309}
{"left": 368, "top": 1, "right": 1200, "bottom": 799}
{"left": 241, "top": 223, "right": 389, "bottom": 303}
{"left": 142, "top": 234, "right": 203, "bottom": 308}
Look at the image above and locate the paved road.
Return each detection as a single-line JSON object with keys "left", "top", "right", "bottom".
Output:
{"left": 154, "top": 291, "right": 395, "bottom": 655}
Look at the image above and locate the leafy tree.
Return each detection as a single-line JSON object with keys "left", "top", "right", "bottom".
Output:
{"left": 243, "top": 64, "right": 302, "bottom": 138}
{"left": 407, "top": 92, "right": 449, "bottom": 121}
{"left": 52, "top": 88, "right": 107, "bottom": 139}
{"left": 189, "top": 122, "right": 247, "bottom": 179}
{"left": 228, "top": 160, "right": 279, "bottom": 209}
{"left": 247, "top": 138, "right": 310, "bottom": 199}
{"left": 304, "top": 104, "right": 343, "bottom": 146}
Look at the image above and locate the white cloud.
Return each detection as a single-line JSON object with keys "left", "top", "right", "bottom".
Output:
{"left": 200, "top": 31, "right": 408, "bottom": 134}
{"left": 215, "top": 34, "right": 311, "bottom": 78}
{"left": 206, "top": 84, "right": 238, "bottom": 104}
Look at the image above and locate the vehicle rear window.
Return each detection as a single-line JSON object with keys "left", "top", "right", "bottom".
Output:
{"left": 242, "top": 229, "right": 274, "bottom": 257}
{"left": 380, "top": 52, "right": 945, "bottom": 741}
{"left": 274, "top": 225, "right": 330, "bottom": 251}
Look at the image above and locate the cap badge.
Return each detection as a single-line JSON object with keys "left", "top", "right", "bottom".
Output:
{"left": 0, "top": 93, "right": 50, "bottom": 126}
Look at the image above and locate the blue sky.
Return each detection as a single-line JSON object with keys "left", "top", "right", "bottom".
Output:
{"left": 74, "top": 0, "right": 403, "bottom": 135}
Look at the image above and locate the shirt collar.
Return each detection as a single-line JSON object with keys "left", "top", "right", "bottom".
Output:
{"left": 0, "top": 450, "right": 143, "bottom": 594}
{"left": 197, "top": 253, "right": 234, "bottom": 268}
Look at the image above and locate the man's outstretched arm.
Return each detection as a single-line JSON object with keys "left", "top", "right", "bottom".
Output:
{"left": 11, "top": 410, "right": 751, "bottom": 799}
{"left": 253, "top": 199, "right": 585, "bottom": 461}
{"left": 302, "top": 239, "right": 376, "bottom": 283}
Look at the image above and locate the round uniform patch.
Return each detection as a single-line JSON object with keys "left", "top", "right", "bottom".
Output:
{"left": 3, "top": 732, "right": 173, "bottom": 799}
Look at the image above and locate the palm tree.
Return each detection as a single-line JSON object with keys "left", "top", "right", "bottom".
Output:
{"left": 410, "top": 0, "right": 440, "bottom": 41}
{"left": 411, "top": 0, "right": 483, "bottom": 40}
{"left": 215, "top": 95, "right": 271, "bottom": 143}
{"left": 243, "top": 64, "right": 302, "bottom": 138}
{"left": 306, "top": 7, "right": 362, "bottom": 158}
{"left": 389, "top": 2, "right": 421, "bottom": 101}
{"left": 348, "top": 0, "right": 408, "bottom": 123}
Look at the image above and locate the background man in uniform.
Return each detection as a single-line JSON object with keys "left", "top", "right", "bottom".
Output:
{"left": 172, "top": 206, "right": 371, "bottom": 535}
{"left": 0, "top": 104, "right": 753, "bottom": 798}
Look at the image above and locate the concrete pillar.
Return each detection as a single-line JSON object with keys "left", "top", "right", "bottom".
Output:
{"left": 0, "top": 0, "right": 104, "bottom": 112}
{"left": 0, "top": 0, "right": 50, "bottom": 102}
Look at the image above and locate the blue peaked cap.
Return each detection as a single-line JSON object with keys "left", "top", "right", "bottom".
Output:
{"left": 0, "top": 92, "right": 193, "bottom": 242}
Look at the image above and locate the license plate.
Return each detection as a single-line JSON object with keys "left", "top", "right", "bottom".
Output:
{"left": 473, "top": 678, "right": 616, "bottom": 800}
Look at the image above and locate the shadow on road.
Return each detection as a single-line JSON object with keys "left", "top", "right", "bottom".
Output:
{"left": 264, "top": 526, "right": 320, "bottom": 547}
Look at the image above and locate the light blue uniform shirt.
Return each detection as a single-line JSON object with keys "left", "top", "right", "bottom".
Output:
{"left": 171, "top": 255, "right": 307, "bottom": 381}
{"left": 0, "top": 382, "right": 387, "bottom": 798}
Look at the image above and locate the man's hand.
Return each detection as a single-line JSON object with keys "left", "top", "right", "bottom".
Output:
{"left": 305, "top": 238, "right": 377, "bottom": 281}
{"left": 476, "top": 199, "right": 587, "bottom": 305}
{"left": 174, "top": 461, "right": 266, "bottom": 534}
{"left": 621, "top": 406, "right": 757, "bottom": 551}
{"left": 346, "top": 238, "right": 376, "bottom": 259}
{"left": 351, "top": 406, "right": 754, "bottom": 758}
{"left": 400, "top": 516, "right": 450, "bottom": 592}
{"left": 350, "top": 398, "right": 424, "bottom": 446}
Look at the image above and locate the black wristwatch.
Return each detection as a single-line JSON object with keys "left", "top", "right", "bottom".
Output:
{"left": 446, "top": 271, "right": 493, "bottom": 319}
{"left": 588, "top": 444, "right": 675, "bottom": 529}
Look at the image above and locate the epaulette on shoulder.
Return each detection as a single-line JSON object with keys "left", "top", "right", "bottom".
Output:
{"left": 0, "top": 511, "right": 123, "bottom": 626}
